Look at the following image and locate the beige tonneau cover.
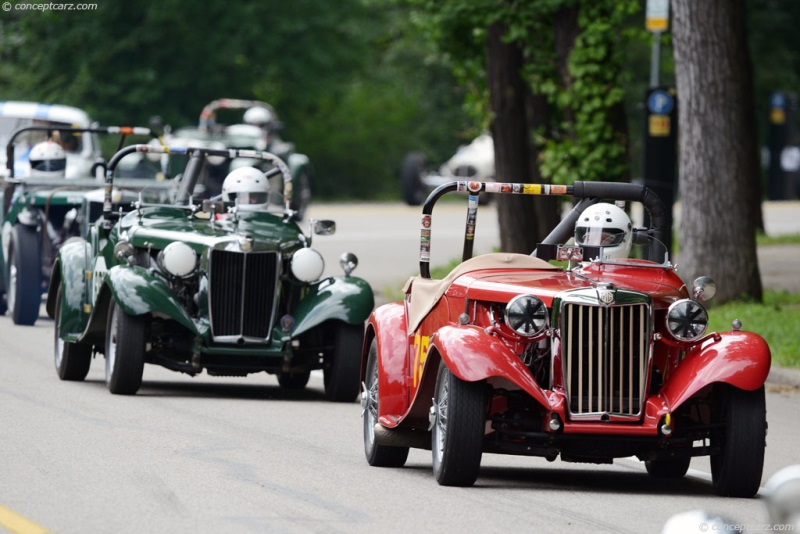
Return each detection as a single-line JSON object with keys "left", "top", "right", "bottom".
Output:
{"left": 403, "top": 253, "right": 559, "bottom": 334}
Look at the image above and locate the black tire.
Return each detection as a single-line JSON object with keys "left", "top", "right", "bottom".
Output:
{"left": 363, "top": 338, "right": 409, "bottom": 467}
{"left": 0, "top": 288, "right": 7, "bottom": 315}
{"left": 401, "top": 152, "right": 427, "bottom": 206}
{"left": 324, "top": 323, "right": 364, "bottom": 402}
{"left": 277, "top": 370, "right": 311, "bottom": 390}
{"left": 645, "top": 455, "right": 691, "bottom": 479}
{"left": 431, "top": 360, "right": 485, "bottom": 486}
{"left": 290, "top": 169, "right": 312, "bottom": 222}
{"left": 8, "top": 224, "right": 42, "bottom": 326}
{"left": 105, "top": 300, "right": 147, "bottom": 395}
{"left": 54, "top": 285, "right": 92, "bottom": 381}
{"left": 710, "top": 385, "right": 767, "bottom": 497}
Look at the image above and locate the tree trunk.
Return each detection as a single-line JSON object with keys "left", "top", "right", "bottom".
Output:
{"left": 487, "top": 22, "right": 558, "bottom": 253}
{"left": 672, "top": 0, "right": 763, "bottom": 303}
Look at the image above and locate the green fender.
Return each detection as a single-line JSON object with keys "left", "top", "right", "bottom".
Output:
{"left": 291, "top": 276, "right": 374, "bottom": 337}
{"left": 102, "top": 265, "right": 200, "bottom": 335}
{"left": 47, "top": 238, "right": 91, "bottom": 337}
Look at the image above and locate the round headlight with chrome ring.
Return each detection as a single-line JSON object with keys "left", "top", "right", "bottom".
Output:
{"left": 505, "top": 294, "right": 548, "bottom": 337}
{"left": 291, "top": 248, "right": 325, "bottom": 282}
{"left": 157, "top": 241, "right": 198, "bottom": 278}
{"left": 666, "top": 299, "right": 709, "bottom": 342}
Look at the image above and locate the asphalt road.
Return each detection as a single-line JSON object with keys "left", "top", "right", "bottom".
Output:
{"left": 1, "top": 200, "right": 798, "bottom": 533}
{"left": 0, "top": 317, "right": 798, "bottom": 534}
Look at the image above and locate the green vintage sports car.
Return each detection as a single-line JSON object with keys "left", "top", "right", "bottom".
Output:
{"left": 1, "top": 125, "right": 167, "bottom": 325}
{"left": 46, "top": 143, "right": 373, "bottom": 402}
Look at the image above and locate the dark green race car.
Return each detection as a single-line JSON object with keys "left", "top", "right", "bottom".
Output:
{"left": 47, "top": 143, "right": 372, "bottom": 401}
{"left": 1, "top": 125, "right": 167, "bottom": 325}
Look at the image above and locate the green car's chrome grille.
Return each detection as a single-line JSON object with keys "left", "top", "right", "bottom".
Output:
{"left": 209, "top": 250, "right": 280, "bottom": 342}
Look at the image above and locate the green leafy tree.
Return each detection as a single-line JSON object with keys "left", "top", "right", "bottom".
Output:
{"left": 0, "top": 1, "right": 472, "bottom": 199}
{"left": 403, "top": 0, "right": 638, "bottom": 251}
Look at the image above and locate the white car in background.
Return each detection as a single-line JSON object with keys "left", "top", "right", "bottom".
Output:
{"left": 0, "top": 101, "right": 102, "bottom": 178}
{"left": 401, "top": 133, "right": 495, "bottom": 205}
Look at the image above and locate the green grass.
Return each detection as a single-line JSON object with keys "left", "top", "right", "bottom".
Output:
{"left": 708, "top": 290, "right": 800, "bottom": 368}
{"left": 756, "top": 232, "right": 800, "bottom": 246}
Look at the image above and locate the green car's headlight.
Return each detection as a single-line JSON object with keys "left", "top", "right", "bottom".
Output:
{"left": 157, "top": 241, "right": 198, "bottom": 278}
{"left": 291, "top": 248, "right": 325, "bottom": 282}
{"left": 666, "top": 299, "right": 709, "bottom": 342}
{"left": 505, "top": 294, "right": 548, "bottom": 337}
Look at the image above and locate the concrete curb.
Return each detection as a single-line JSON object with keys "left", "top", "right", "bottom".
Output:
{"left": 767, "top": 366, "right": 800, "bottom": 389}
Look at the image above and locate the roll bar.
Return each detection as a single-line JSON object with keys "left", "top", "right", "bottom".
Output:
{"left": 4, "top": 125, "right": 159, "bottom": 178}
{"left": 102, "top": 144, "right": 292, "bottom": 227}
{"left": 418, "top": 180, "right": 668, "bottom": 278}
{"left": 198, "top": 98, "right": 279, "bottom": 132}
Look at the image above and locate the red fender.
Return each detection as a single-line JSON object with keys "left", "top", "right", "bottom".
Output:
{"left": 429, "top": 325, "right": 551, "bottom": 411}
{"left": 365, "top": 303, "right": 410, "bottom": 426}
{"left": 660, "top": 331, "right": 771, "bottom": 411}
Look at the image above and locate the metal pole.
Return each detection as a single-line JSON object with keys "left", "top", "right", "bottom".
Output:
{"left": 649, "top": 32, "right": 661, "bottom": 88}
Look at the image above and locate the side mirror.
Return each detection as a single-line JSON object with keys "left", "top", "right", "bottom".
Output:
{"left": 692, "top": 276, "right": 716, "bottom": 301}
{"left": 313, "top": 219, "right": 336, "bottom": 236}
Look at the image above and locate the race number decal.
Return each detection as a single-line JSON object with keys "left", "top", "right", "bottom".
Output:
{"left": 412, "top": 333, "right": 430, "bottom": 388}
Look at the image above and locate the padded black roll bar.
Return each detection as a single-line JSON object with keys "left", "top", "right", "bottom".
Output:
{"left": 418, "top": 180, "right": 668, "bottom": 278}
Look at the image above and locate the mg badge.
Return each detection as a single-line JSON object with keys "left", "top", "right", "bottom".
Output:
{"left": 598, "top": 289, "right": 615, "bottom": 305}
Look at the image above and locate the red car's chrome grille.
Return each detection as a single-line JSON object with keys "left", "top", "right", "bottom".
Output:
{"left": 561, "top": 303, "right": 649, "bottom": 418}
{"left": 209, "top": 250, "right": 279, "bottom": 341}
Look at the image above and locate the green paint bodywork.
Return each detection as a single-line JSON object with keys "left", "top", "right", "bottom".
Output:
{"left": 291, "top": 277, "right": 375, "bottom": 336}
{"left": 105, "top": 265, "right": 200, "bottom": 334}
{"left": 48, "top": 200, "right": 374, "bottom": 371}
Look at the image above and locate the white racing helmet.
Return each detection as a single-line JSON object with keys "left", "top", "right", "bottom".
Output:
{"left": 243, "top": 106, "right": 274, "bottom": 128}
{"left": 574, "top": 202, "right": 632, "bottom": 260}
{"left": 221, "top": 166, "right": 270, "bottom": 212}
{"left": 29, "top": 140, "right": 67, "bottom": 178}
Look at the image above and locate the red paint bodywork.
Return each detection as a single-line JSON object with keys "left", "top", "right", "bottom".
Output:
{"left": 363, "top": 258, "right": 771, "bottom": 440}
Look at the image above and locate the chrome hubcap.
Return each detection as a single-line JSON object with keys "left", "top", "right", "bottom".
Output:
{"left": 363, "top": 364, "right": 379, "bottom": 447}
{"left": 433, "top": 378, "right": 449, "bottom": 461}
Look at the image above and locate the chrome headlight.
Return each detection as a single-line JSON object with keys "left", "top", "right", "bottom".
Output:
{"left": 157, "top": 241, "right": 198, "bottom": 278}
{"left": 666, "top": 299, "right": 709, "bottom": 342}
{"left": 505, "top": 294, "right": 548, "bottom": 337}
{"left": 291, "top": 248, "right": 324, "bottom": 282}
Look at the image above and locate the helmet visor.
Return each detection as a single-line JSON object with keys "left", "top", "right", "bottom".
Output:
{"left": 575, "top": 226, "right": 626, "bottom": 246}
{"left": 30, "top": 158, "right": 67, "bottom": 172}
{"left": 229, "top": 191, "right": 268, "bottom": 205}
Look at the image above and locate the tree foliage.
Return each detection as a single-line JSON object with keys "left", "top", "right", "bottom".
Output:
{"left": 403, "top": 0, "right": 638, "bottom": 185}
{"left": 0, "top": 1, "right": 472, "bottom": 198}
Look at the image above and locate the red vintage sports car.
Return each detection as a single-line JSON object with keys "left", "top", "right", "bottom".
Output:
{"left": 360, "top": 180, "right": 770, "bottom": 497}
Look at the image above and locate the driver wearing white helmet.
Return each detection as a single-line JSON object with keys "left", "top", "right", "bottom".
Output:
{"left": 221, "top": 166, "right": 270, "bottom": 212}
{"left": 243, "top": 106, "right": 274, "bottom": 130}
{"left": 574, "top": 202, "right": 632, "bottom": 260}
{"left": 28, "top": 140, "right": 67, "bottom": 178}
